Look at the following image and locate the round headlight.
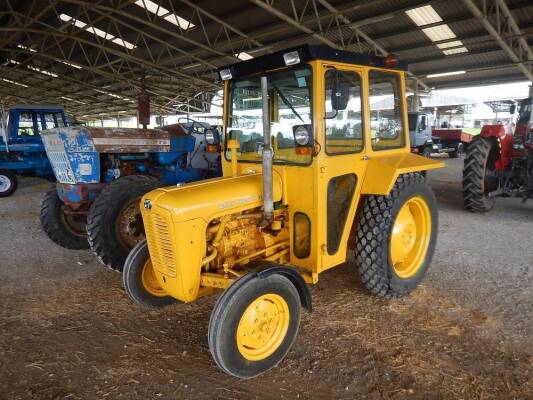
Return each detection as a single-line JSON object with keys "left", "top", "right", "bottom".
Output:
{"left": 294, "top": 126, "right": 310, "bottom": 146}
{"left": 205, "top": 131, "right": 216, "bottom": 144}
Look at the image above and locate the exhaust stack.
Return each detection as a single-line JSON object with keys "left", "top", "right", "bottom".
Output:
{"left": 260, "top": 75, "right": 273, "bottom": 224}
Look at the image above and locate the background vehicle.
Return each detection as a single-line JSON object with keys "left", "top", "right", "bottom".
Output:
{"left": 122, "top": 46, "right": 444, "bottom": 378}
{"left": 463, "top": 97, "right": 533, "bottom": 212}
{"left": 40, "top": 121, "right": 221, "bottom": 271}
{"left": 408, "top": 111, "right": 471, "bottom": 158}
{"left": 0, "top": 104, "right": 66, "bottom": 197}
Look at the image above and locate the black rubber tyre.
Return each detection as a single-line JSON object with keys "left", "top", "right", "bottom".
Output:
{"left": 123, "top": 240, "right": 176, "bottom": 309}
{"left": 354, "top": 173, "right": 438, "bottom": 298}
{"left": 40, "top": 187, "right": 89, "bottom": 249}
{"left": 208, "top": 273, "right": 301, "bottom": 379}
{"left": 462, "top": 137, "right": 499, "bottom": 212}
{"left": 449, "top": 142, "right": 464, "bottom": 158}
{"left": 86, "top": 175, "right": 161, "bottom": 272}
{"left": 0, "top": 169, "right": 17, "bottom": 197}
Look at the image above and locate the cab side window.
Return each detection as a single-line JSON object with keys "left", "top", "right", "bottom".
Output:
{"left": 369, "top": 70, "right": 405, "bottom": 150}
{"left": 17, "top": 112, "right": 37, "bottom": 136}
{"left": 324, "top": 70, "right": 363, "bottom": 154}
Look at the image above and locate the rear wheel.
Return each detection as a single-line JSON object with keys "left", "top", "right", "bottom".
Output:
{"left": 40, "top": 187, "right": 89, "bottom": 249}
{"left": 462, "top": 138, "right": 499, "bottom": 212}
{"left": 86, "top": 175, "right": 161, "bottom": 272}
{"left": 123, "top": 240, "right": 176, "bottom": 308}
{"left": 208, "top": 273, "right": 301, "bottom": 379}
{"left": 0, "top": 170, "right": 17, "bottom": 197}
{"left": 354, "top": 173, "right": 438, "bottom": 298}
{"left": 421, "top": 146, "right": 432, "bottom": 158}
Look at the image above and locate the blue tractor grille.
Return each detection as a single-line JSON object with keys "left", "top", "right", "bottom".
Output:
{"left": 42, "top": 128, "right": 100, "bottom": 184}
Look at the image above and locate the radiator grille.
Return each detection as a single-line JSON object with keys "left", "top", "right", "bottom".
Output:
{"left": 48, "top": 150, "right": 76, "bottom": 184}
{"left": 144, "top": 209, "right": 177, "bottom": 277}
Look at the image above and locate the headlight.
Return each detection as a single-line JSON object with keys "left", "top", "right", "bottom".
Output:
{"left": 219, "top": 68, "right": 232, "bottom": 80}
{"left": 205, "top": 130, "right": 216, "bottom": 144}
{"left": 294, "top": 126, "right": 310, "bottom": 146}
{"left": 283, "top": 51, "right": 300, "bottom": 66}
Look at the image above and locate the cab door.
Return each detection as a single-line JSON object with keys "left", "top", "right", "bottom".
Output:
{"left": 316, "top": 64, "right": 369, "bottom": 271}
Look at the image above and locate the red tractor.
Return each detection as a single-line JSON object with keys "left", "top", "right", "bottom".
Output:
{"left": 463, "top": 97, "right": 533, "bottom": 212}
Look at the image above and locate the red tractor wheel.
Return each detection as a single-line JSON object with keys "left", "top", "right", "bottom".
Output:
{"left": 462, "top": 137, "right": 500, "bottom": 212}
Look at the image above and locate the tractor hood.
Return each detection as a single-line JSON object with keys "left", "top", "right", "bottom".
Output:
{"left": 142, "top": 172, "right": 283, "bottom": 223}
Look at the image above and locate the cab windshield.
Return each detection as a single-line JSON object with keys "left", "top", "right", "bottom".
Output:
{"left": 226, "top": 66, "right": 312, "bottom": 165}
{"left": 517, "top": 98, "right": 532, "bottom": 124}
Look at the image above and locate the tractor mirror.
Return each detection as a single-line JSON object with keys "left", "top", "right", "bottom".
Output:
{"left": 509, "top": 104, "right": 516, "bottom": 114}
{"left": 293, "top": 124, "right": 313, "bottom": 147}
{"left": 332, "top": 74, "right": 350, "bottom": 112}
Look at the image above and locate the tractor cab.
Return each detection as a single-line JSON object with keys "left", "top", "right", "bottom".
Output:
{"left": 124, "top": 45, "right": 444, "bottom": 378}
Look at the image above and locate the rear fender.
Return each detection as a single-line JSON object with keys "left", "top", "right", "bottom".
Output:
{"left": 361, "top": 153, "right": 444, "bottom": 195}
{"left": 478, "top": 126, "right": 513, "bottom": 170}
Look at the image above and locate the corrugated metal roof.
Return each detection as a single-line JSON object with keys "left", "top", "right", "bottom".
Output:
{"left": 0, "top": 0, "right": 531, "bottom": 119}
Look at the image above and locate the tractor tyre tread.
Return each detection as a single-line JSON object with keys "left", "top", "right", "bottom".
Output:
{"left": 86, "top": 175, "right": 161, "bottom": 272}
{"left": 40, "top": 186, "right": 89, "bottom": 249}
{"left": 462, "top": 138, "right": 494, "bottom": 212}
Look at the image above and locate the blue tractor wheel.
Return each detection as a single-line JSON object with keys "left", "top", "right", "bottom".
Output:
{"left": 86, "top": 175, "right": 162, "bottom": 272}
{"left": 0, "top": 170, "right": 17, "bottom": 197}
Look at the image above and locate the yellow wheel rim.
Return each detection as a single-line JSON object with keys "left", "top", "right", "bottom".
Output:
{"left": 390, "top": 196, "right": 432, "bottom": 279}
{"left": 141, "top": 259, "right": 167, "bottom": 297}
{"left": 236, "top": 293, "right": 290, "bottom": 361}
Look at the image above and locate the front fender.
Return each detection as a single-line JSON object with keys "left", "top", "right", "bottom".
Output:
{"left": 361, "top": 153, "right": 444, "bottom": 195}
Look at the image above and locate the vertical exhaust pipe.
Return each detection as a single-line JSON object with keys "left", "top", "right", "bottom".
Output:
{"left": 260, "top": 75, "right": 273, "bottom": 224}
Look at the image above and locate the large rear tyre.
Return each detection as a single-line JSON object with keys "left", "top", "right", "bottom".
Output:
{"left": 123, "top": 240, "right": 176, "bottom": 309}
{"left": 87, "top": 175, "right": 161, "bottom": 272}
{"left": 208, "top": 273, "right": 301, "bottom": 379}
{"left": 40, "top": 187, "right": 89, "bottom": 249}
{"left": 354, "top": 173, "right": 438, "bottom": 298}
{"left": 462, "top": 137, "right": 499, "bottom": 212}
{"left": 0, "top": 170, "right": 17, "bottom": 197}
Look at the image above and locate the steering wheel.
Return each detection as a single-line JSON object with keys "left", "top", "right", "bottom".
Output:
{"left": 178, "top": 117, "right": 199, "bottom": 135}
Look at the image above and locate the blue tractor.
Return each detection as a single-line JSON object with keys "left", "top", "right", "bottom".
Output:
{"left": 40, "top": 120, "right": 221, "bottom": 271}
{"left": 0, "top": 104, "right": 67, "bottom": 197}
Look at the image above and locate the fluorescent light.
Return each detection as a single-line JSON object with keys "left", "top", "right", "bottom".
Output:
{"left": 7, "top": 59, "right": 20, "bottom": 65}
{"left": 426, "top": 70, "right": 466, "bottom": 78}
{"left": 134, "top": 0, "right": 195, "bottom": 30}
{"left": 405, "top": 5, "right": 442, "bottom": 26}
{"left": 17, "top": 44, "right": 36, "bottom": 53}
{"left": 422, "top": 25, "right": 456, "bottom": 42}
{"left": 236, "top": 52, "right": 253, "bottom": 61}
{"left": 182, "top": 63, "right": 201, "bottom": 70}
{"left": 95, "top": 89, "right": 135, "bottom": 103}
{"left": 60, "top": 96, "right": 86, "bottom": 105}
{"left": 56, "top": 59, "right": 82, "bottom": 69}
{"left": 437, "top": 40, "right": 464, "bottom": 49}
{"left": 1, "top": 78, "right": 28, "bottom": 88}
{"left": 442, "top": 47, "right": 469, "bottom": 55}
{"left": 59, "top": 14, "right": 136, "bottom": 50}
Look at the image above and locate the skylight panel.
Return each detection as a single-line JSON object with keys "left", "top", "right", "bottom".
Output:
{"left": 1, "top": 77, "right": 28, "bottom": 88}
{"left": 405, "top": 5, "right": 442, "bottom": 26}
{"left": 422, "top": 25, "right": 456, "bottom": 42}
{"left": 59, "top": 14, "right": 136, "bottom": 50}
{"left": 437, "top": 40, "right": 464, "bottom": 49}
{"left": 134, "top": 0, "right": 195, "bottom": 30}
{"left": 442, "top": 47, "right": 469, "bottom": 55}
{"left": 27, "top": 65, "right": 58, "bottom": 78}
{"left": 236, "top": 52, "right": 253, "bottom": 61}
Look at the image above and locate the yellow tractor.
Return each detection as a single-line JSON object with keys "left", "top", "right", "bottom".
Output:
{"left": 123, "top": 45, "right": 444, "bottom": 378}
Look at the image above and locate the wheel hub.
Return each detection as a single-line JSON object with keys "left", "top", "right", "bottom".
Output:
{"left": 0, "top": 175, "right": 11, "bottom": 192}
{"left": 141, "top": 259, "right": 167, "bottom": 297}
{"left": 116, "top": 198, "right": 145, "bottom": 250}
{"left": 390, "top": 196, "right": 431, "bottom": 279}
{"left": 236, "top": 294, "right": 289, "bottom": 361}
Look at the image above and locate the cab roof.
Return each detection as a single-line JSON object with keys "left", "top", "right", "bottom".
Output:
{"left": 219, "top": 44, "right": 407, "bottom": 80}
{"left": 10, "top": 104, "right": 65, "bottom": 111}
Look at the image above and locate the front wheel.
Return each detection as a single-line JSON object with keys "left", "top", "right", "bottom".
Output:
{"left": 355, "top": 173, "right": 438, "bottom": 298}
{"left": 449, "top": 142, "right": 464, "bottom": 158}
{"left": 123, "top": 240, "right": 176, "bottom": 308}
{"left": 40, "top": 187, "right": 89, "bottom": 249}
{"left": 0, "top": 170, "right": 17, "bottom": 197}
{"left": 208, "top": 273, "right": 301, "bottom": 379}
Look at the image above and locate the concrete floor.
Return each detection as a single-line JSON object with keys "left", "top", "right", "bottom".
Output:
{"left": 0, "top": 158, "right": 532, "bottom": 399}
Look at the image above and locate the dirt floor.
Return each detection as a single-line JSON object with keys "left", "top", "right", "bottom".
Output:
{"left": 1, "top": 158, "right": 532, "bottom": 400}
